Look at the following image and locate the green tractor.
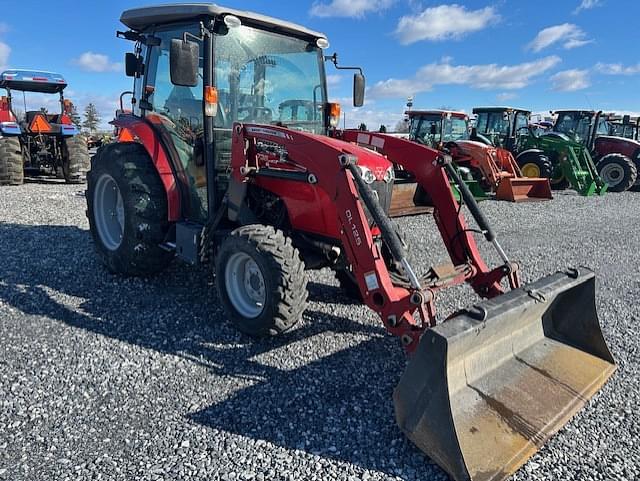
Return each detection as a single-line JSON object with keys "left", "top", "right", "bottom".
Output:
{"left": 472, "top": 107, "right": 606, "bottom": 196}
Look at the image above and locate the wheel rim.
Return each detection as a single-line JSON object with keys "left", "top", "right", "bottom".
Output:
{"left": 521, "top": 162, "right": 541, "bottom": 178}
{"left": 599, "top": 163, "right": 624, "bottom": 187}
{"left": 93, "top": 173, "right": 125, "bottom": 251}
{"left": 224, "top": 252, "right": 266, "bottom": 318}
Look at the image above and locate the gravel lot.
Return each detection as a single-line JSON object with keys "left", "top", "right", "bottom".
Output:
{"left": 0, "top": 181, "right": 638, "bottom": 481}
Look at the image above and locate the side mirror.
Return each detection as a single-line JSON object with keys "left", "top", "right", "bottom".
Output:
{"left": 125, "top": 53, "right": 143, "bottom": 77}
{"left": 169, "top": 38, "right": 198, "bottom": 87}
{"left": 623, "top": 114, "right": 631, "bottom": 125}
{"left": 430, "top": 124, "right": 437, "bottom": 135}
{"left": 353, "top": 73, "right": 365, "bottom": 107}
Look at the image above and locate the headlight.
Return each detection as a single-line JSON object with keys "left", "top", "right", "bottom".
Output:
{"left": 383, "top": 166, "right": 394, "bottom": 183}
{"left": 357, "top": 165, "right": 376, "bottom": 184}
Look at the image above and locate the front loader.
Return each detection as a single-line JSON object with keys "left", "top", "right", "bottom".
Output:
{"left": 473, "top": 107, "right": 607, "bottom": 196}
{"left": 87, "top": 6, "right": 616, "bottom": 481}
{"left": 407, "top": 110, "right": 551, "bottom": 202}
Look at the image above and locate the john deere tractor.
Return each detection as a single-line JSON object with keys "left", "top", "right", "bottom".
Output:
{"left": 472, "top": 106, "right": 606, "bottom": 196}
{"left": 0, "top": 70, "right": 90, "bottom": 185}
{"left": 553, "top": 110, "right": 638, "bottom": 191}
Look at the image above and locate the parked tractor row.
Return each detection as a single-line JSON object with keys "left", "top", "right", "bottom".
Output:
{"left": 0, "top": 4, "right": 629, "bottom": 481}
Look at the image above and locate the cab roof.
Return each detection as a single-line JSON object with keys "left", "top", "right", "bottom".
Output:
{"left": 0, "top": 70, "right": 67, "bottom": 93}
{"left": 472, "top": 106, "right": 531, "bottom": 114}
{"left": 406, "top": 109, "right": 467, "bottom": 119}
{"left": 120, "top": 3, "right": 327, "bottom": 42}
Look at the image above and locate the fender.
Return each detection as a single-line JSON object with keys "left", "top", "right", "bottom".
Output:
{"left": 516, "top": 148, "right": 546, "bottom": 161}
{"left": 112, "top": 114, "right": 182, "bottom": 222}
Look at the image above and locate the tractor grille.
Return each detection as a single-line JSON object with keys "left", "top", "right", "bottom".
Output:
{"left": 360, "top": 180, "right": 393, "bottom": 225}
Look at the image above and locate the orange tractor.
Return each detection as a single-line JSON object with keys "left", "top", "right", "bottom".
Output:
{"left": 407, "top": 110, "right": 552, "bottom": 202}
{"left": 87, "top": 5, "right": 615, "bottom": 481}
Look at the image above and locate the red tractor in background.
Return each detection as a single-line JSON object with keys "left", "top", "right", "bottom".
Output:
{"left": 86, "top": 5, "right": 616, "bottom": 481}
{"left": 553, "top": 109, "right": 639, "bottom": 191}
{"left": 0, "top": 70, "right": 90, "bottom": 185}
{"left": 406, "top": 110, "right": 551, "bottom": 202}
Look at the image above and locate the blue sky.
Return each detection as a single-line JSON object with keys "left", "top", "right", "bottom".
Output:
{"left": 1, "top": 0, "right": 638, "bottom": 129}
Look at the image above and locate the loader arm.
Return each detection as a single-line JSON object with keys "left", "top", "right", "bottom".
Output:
{"left": 338, "top": 130, "right": 515, "bottom": 296}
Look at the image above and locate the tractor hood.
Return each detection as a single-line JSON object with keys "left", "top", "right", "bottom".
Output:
{"left": 453, "top": 139, "right": 495, "bottom": 156}
{"left": 595, "top": 135, "right": 640, "bottom": 152}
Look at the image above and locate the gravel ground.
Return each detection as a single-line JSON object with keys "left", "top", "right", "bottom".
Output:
{"left": 0, "top": 181, "right": 638, "bottom": 481}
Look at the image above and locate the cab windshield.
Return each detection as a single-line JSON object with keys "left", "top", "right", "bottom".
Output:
{"left": 410, "top": 114, "right": 468, "bottom": 147}
{"left": 554, "top": 112, "right": 593, "bottom": 143}
{"left": 215, "top": 25, "right": 327, "bottom": 134}
{"left": 475, "top": 112, "right": 510, "bottom": 138}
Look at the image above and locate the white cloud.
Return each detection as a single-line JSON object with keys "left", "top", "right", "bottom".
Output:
{"left": 527, "top": 24, "right": 592, "bottom": 52}
{"left": 309, "top": 0, "right": 394, "bottom": 18}
{"left": 395, "top": 4, "right": 500, "bottom": 44}
{"left": 368, "top": 56, "right": 561, "bottom": 99}
{"left": 595, "top": 62, "right": 640, "bottom": 75}
{"left": 342, "top": 108, "right": 404, "bottom": 130}
{"left": 327, "top": 74, "right": 342, "bottom": 86}
{"left": 551, "top": 69, "right": 590, "bottom": 91}
{"left": 574, "top": 0, "right": 603, "bottom": 14}
{"left": 496, "top": 92, "right": 517, "bottom": 102}
{"left": 0, "top": 41, "right": 10, "bottom": 71}
{"left": 73, "top": 52, "right": 121, "bottom": 73}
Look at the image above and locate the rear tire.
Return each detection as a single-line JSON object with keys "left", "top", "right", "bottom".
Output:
{"left": 215, "top": 225, "right": 308, "bottom": 337}
{"left": 62, "top": 136, "right": 90, "bottom": 184}
{"left": 596, "top": 153, "right": 637, "bottom": 192}
{"left": 0, "top": 136, "right": 24, "bottom": 185}
{"left": 87, "top": 142, "right": 173, "bottom": 276}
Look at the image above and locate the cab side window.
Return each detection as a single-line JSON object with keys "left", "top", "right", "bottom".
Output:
{"left": 145, "top": 26, "right": 207, "bottom": 222}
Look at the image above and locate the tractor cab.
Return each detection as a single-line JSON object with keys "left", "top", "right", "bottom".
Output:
{"left": 117, "top": 4, "right": 365, "bottom": 223}
{"left": 608, "top": 114, "right": 639, "bottom": 141}
{"left": 472, "top": 106, "right": 531, "bottom": 152}
{"left": 407, "top": 110, "right": 469, "bottom": 149}
{"left": 552, "top": 110, "right": 611, "bottom": 147}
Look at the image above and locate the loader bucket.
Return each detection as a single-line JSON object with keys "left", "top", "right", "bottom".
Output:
{"left": 495, "top": 177, "right": 553, "bottom": 202}
{"left": 394, "top": 268, "right": 615, "bottom": 481}
{"left": 389, "top": 180, "right": 433, "bottom": 217}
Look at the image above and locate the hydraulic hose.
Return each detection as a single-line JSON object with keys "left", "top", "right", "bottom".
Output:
{"left": 442, "top": 159, "right": 510, "bottom": 265}
{"left": 345, "top": 159, "right": 422, "bottom": 290}
{"left": 443, "top": 160, "right": 495, "bottom": 243}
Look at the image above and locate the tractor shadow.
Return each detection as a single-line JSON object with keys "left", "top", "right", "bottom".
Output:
{"left": 0, "top": 222, "right": 444, "bottom": 479}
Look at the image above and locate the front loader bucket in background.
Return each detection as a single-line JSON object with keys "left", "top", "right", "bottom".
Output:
{"left": 389, "top": 180, "right": 433, "bottom": 217}
{"left": 495, "top": 177, "right": 553, "bottom": 202}
{"left": 394, "top": 268, "right": 615, "bottom": 481}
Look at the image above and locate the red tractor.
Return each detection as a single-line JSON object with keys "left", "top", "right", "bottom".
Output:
{"left": 87, "top": 5, "right": 616, "bottom": 481}
{"left": 553, "top": 109, "right": 639, "bottom": 191}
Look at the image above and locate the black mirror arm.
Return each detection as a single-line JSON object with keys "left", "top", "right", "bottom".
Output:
{"left": 324, "top": 53, "right": 363, "bottom": 75}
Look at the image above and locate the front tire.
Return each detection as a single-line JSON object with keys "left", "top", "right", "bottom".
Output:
{"left": 215, "top": 225, "right": 308, "bottom": 337}
{"left": 62, "top": 136, "right": 90, "bottom": 184}
{"left": 0, "top": 136, "right": 24, "bottom": 185}
{"left": 596, "top": 153, "right": 637, "bottom": 192}
{"left": 516, "top": 152, "right": 553, "bottom": 179}
{"left": 86, "top": 142, "right": 173, "bottom": 276}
